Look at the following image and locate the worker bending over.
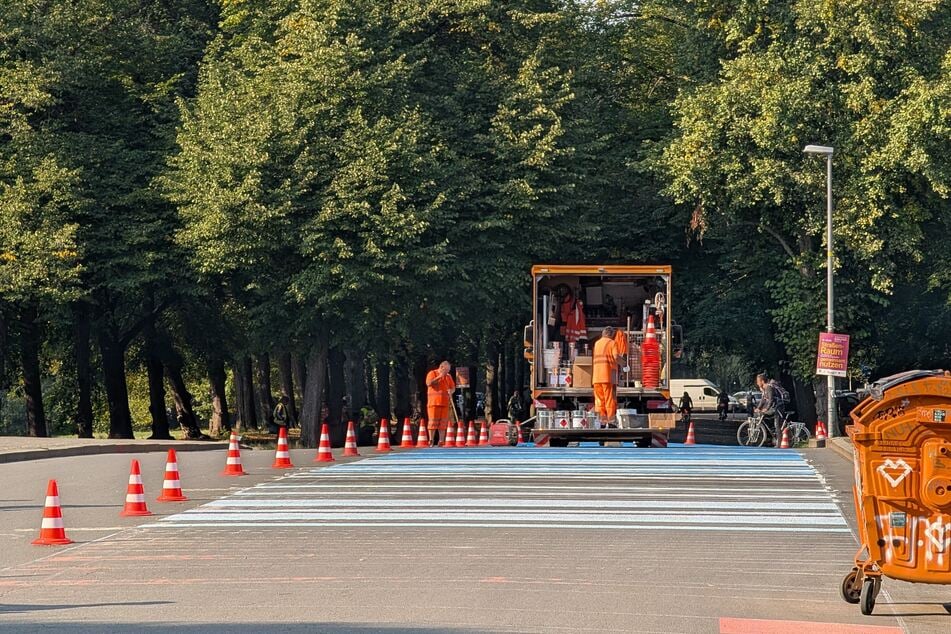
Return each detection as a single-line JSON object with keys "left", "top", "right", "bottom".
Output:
{"left": 426, "top": 360, "right": 456, "bottom": 446}
{"left": 593, "top": 327, "right": 625, "bottom": 425}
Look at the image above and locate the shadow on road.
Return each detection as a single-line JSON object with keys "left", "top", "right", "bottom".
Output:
{"left": 0, "top": 622, "right": 485, "bottom": 633}
{"left": 0, "top": 601, "right": 172, "bottom": 614}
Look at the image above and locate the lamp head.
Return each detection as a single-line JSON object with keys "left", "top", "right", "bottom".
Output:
{"left": 803, "top": 144, "right": 834, "bottom": 156}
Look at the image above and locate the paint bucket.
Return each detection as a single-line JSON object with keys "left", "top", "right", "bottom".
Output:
{"left": 536, "top": 410, "right": 554, "bottom": 429}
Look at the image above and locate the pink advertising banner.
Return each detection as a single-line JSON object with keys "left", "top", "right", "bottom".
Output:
{"left": 816, "top": 332, "right": 850, "bottom": 377}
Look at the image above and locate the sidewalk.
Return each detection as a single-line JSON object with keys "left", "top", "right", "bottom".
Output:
{"left": 826, "top": 435, "right": 854, "bottom": 463}
{"left": 0, "top": 436, "right": 228, "bottom": 464}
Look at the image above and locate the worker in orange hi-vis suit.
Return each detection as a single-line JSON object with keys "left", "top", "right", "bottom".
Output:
{"left": 426, "top": 360, "right": 456, "bottom": 447}
{"left": 593, "top": 327, "right": 625, "bottom": 425}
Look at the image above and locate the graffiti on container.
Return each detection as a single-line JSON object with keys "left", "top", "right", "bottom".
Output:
{"left": 875, "top": 405, "right": 906, "bottom": 422}
{"left": 923, "top": 516, "right": 950, "bottom": 553}
{"left": 877, "top": 458, "right": 912, "bottom": 488}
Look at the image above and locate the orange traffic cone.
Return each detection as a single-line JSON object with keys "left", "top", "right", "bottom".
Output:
{"left": 120, "top": 459, "right": 153, "bottom": 516}
{"left": 684, "top": 421, "right": 696, "bottom": 446}
{"left": 222, "top": 431, "right": 246, "bottom": 476}
{"left": 779, "top": 427, "right": 791, "bottom": 449}
{"left": 816, "top": 420, "right": 827, "bottom": 441}
{"left": 157, "top": 449, "right": 189, "bottom": 501}
{"left": 443, "top": 421, "right": 455, "bottom": 447}
{"left": 272, "top": 427, "right": 294, "bottom": 469}
{"left": 343, "top": 420, "right": 361, "bottom": 457}
{"left": 478, "top": 421, "right": 489, "bottom": 446}
{"left": 376, "top": 419, "right": 392, "bottom": 453}
{"left": 466, "top": 421, "right": 478, "bottom": 447}
{"left": 32, "top": 480, "right": 73, "bottom": 546}
{"left": 415, "top": 420, "right": 430, "bottom": 449}
{"left": 455, "top": 420, "right": 467, "bottom": 447}
{"left": 400, "top": 417, "right": 415, "bottom": 449}
{"left": 315, "top": 423, "right": 335, "bottom": 462}
{"left": 516, "top": 421, "right": 524, "bottom": 445}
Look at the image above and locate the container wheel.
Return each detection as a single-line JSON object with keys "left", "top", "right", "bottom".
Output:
{"left": 859, "top": 577, "right": 879, "bottom": 615}
{"left": 839, "top": 570, "right": 861, "bottom": 604}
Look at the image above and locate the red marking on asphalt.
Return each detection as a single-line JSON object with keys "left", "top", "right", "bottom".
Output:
{"left": 480, "top": 577, "right": 509, "bottom": 583}
{"left": 719, "top": 617, "right": 903, "bottom": 634}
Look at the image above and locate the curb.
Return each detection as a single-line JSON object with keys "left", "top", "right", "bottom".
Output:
{"left": 826, "top": 437, "right": 854, "bottom": 463}
{"left": 0, "top": 441, "right": 229, "bottom": 465}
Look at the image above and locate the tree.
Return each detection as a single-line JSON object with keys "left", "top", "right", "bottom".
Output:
{"left": 657, "top": 0, "right": 951, "bottom": 409}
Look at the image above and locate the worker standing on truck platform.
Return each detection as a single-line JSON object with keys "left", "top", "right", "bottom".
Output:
{"left": 426, "top": 360, "right": 456, "bottom": 447}
{"left": 593, "top": 327, "right": 624, "bottom": 425}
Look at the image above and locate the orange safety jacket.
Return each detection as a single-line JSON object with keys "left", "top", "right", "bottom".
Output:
{"left": 593, "top": 337, "right": 620, "bottom": 385}
{"left": 565, "top": 300, "right": 587, "bottom": 343}
{"left": 426, "top": 370, "right": 455, "bottom": 406}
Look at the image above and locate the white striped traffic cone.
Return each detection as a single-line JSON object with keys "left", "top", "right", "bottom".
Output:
{"left": 272, "top": 427, "right": 294, "bottom": 468}
{"left": 400, "top": 417, "right": 415, "bottom": 449}
{"left": 376, "top": 419, "right": 392, "bottom": 453}
{"left": 222, "top": 431, "right": 246, "bottom": 476}
{"left": 32, "top": 480, "right": 73, "bottom": 545}
{"left": 454, "top": 420, "right": 466, "bottom": 447}
{"left": 415, "top": 420, "right": 430, "bottom": 448}
{"left": 157, "top": 449, "right": 189, "bottom": 501}
{"left": 344, "top": 420, "right": 361, "bottom": 457}
{"left": 315, "top": 423, "right": 335, "bottom": 462}
{"left": 120, "top": 459, "right": 153, "bottom": 516}
{"left": 478, "top": 421, "right": 489, "bottom": 446}
{"left": 779, "top": 427, "right": 791, "bottom": 449}
{"left": 684, "top": 421, "right": 696, "bottom": 446}
{"left": 466, "top": 421, "right": 478, "bottom": 447}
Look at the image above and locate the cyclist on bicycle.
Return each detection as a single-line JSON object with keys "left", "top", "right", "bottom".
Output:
{"left": 678, "top": 391, "right": 693, "bottom": 424}
{"left": 755, "top": 373, "right": 785, "bottom": 445}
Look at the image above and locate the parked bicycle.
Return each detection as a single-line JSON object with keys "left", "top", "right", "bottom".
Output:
{"left": 736, "top": 411, "right": 810, "bottom": 447}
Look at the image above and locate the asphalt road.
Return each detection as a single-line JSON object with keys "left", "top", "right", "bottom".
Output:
{"left": 0, "top": 429, "right": 948, "bottom": 633}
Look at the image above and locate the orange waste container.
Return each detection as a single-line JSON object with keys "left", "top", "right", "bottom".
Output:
{"left": 841, "top": 369, "right": 951, "bottom": 615}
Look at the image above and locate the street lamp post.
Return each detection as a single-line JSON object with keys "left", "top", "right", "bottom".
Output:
{"left": 803, "top": 144, "right": 836, "bottom": 438}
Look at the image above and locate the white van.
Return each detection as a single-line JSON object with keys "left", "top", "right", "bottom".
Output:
{"left": 670, "top": 379, "right": 735, "bottom": 412}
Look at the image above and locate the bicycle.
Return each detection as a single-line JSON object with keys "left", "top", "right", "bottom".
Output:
{"left": 736, "top": 411, "right": 810, "bottom": 447}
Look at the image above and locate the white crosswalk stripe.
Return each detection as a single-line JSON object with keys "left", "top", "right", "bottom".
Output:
{"left": 145, "top": 446, "right": 849, "bottom": 533}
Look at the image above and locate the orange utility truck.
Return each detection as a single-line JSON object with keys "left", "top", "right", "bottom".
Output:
{"left": 523, "top": 265, "right": 680, "bottom": 447}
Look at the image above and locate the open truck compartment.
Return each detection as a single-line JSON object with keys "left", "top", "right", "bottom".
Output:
{"left": 527, "top": 265, "right": 677, "bottom": 445}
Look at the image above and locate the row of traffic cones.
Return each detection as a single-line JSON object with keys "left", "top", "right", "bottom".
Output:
{"left": 33, "top": 450, "right": 188, "bottom": 545}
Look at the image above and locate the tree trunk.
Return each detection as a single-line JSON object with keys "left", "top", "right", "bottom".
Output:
{"left": 299, "top": 334, "right": 329, "bottom": 448}
{"left": 208, "top": 359, "right": 230, "bottom": 437}
{"left": 161, "top": 338, "right": 203, "bottom": 440}
{"left": 393, "top": 355, "right": 411, "bottom": 424}
{"left": 72, "top": 302, "right": 94, "bottom": 438}
{"left": 278, "top": 351, "right": 297, "bottom": 425}
{"left": 327, "top": 346, "right": 346, "bottom": 443}
{"left": 19, "top": 305, "right": 48, "bottom": 437}
{"left": 413, "top": 355, "right": 428, "bottom": 423}
{"left": 98, "top": 329, "right": 134, "bottom": 439}
{"left": 347, "top": 350, "right": 366, "bottom": 422}
{"left": 375, "top": 359, "right": 391, "bottom": 420}
{"left": 144, "top": 322, "right": 171, "bottom": 440}
{"left": 366, "top": 357, "right": 378, "bottom": 413}
{"left": 241, "top": 356, "right": 258, "bottom": 430}
{"left": 292, "top": 353, "right": 307, "bottom": 413}
{"left": 484, "top": 339, "right": 498, "bottom": 422}
{"left": 255, "top": 353, "right": 275, "bottom": 432}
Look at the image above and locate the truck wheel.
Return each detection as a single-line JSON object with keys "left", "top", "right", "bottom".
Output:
{"left": 549, "top": 437, "right": 569, "bottom": 448}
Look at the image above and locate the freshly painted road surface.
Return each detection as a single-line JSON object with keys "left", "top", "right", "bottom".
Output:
{"left": 0, "top": 444, "right": 939, "bottom": 632}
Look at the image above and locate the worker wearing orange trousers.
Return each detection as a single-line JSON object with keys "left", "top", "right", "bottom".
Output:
{"left": 593, "top": 327, "right": 624, "bottom": 424}
{"left": 426, "top": 360, "right": 456, "bottom": 446}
